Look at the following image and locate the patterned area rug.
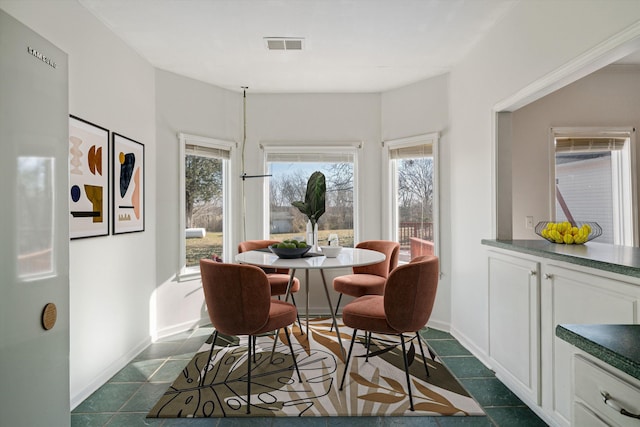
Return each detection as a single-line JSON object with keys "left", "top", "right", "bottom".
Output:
{"left": 147, "top": 317, "right": 484, "bottom": 418}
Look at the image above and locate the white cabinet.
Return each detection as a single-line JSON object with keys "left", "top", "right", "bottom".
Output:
{"left": 573, "top": 355, "right": 640, "bottom": 427}
{"left": 488, "top": 251, "right": 541, "bottom": 404}
{"left": 486, "top": 246, "right": 640, "bottom": 427}
{"left": 541, "top": 264, "right": 640, "bottom": 426}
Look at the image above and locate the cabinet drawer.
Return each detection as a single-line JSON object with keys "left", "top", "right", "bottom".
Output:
{"left": 574, "top": 402, "right": 614, "bottom": 427}
{"left": 575, "top": 355, "right": 640, "bottom": 426}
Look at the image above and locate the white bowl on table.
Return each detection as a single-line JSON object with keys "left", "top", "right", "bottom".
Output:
{"left": 320, "top": 245, "right": 342, "bottom": 258}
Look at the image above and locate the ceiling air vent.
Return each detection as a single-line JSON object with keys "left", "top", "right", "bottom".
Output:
{"left": 264, "top": 37, "right": 304, "bottom": 51}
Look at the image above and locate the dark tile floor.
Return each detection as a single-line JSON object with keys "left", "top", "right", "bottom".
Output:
{"left": 71, "top": 327, "right": 548, "bottom": 426}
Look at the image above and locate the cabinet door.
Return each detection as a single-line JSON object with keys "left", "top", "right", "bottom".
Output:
{"left": 541, "top": 264, "right": 640, "bottom": 426}
{"left": 488, "top": 252, "right": 540, "bottom": 404}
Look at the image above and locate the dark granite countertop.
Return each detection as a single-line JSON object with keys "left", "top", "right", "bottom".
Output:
{"left": 482, "top": 239, "right": 640, "bottom": 279}
{"left": 556, "top": 324, "right": 640, "bottom": 382}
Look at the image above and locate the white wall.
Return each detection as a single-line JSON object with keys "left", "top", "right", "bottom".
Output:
{"left": 154, "top": 70, "right": 241, "bottom": 338}
{"left": 449, "top": 0, "right": 640, "bottom": 359}
{"left": 381, "top": 74, "right": 451, "bottom": 329}
{"left": 0, "top": 0, "right": 157, "bottom": 407}
{"left": 511, "top": 65, "right": 640, "bottom": 239}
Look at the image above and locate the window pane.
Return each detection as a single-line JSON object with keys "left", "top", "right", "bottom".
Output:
{"left": 267, "top": 160, "right": 354, "bottom": 247}
{"left": 185, "top": 154, "right": 224, "bottom": 267}
{"left": 555, "top": 151, "right": 614, "bottom": 243}
{"left": 396, "top": 156, "right": 434, "bottom": 262}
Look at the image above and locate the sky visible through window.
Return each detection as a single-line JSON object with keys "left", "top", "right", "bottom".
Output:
{"left": 269, "top": 162, "right": 329, "bottom": 176}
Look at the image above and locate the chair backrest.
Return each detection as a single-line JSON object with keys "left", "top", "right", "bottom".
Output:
{"left": 352, "top": 240, "right": 400, "bottom": 278}
{"left": 238, "top": 239, "right": 281, "bottom": 253}
{"left": 200, "top": 259, "right": 271, "bottom": 336}
{"left": 383, "top": 255, "right": 439, "bottom": 333}
{"left": 238, "top": 239, "right": 285, "bottom": 274}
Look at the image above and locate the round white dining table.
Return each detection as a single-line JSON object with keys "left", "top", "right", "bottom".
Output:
{"left": 235, "top": 247, "right": 385, "bottom": 359}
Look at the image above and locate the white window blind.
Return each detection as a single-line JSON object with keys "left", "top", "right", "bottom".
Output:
{"left": 555, "top": 138, "right": 626, "bottom": 153}
{"left": 389, "top": 143, "right": 433, "bottom": 159}
{"left": 266, "top": 151, "right": 354, "bottom": 163}
{"left": 185, "top": 143, "right": 230, "bottom": 159}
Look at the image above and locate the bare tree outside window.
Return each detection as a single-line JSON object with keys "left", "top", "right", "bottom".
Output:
{"left": 184, "top": 154, "right": 224, "bottom": 267}
{"left": 398, "top": 158, "right": 433, "bottom": 223}
{"left": 395, "top": 156, "right": 434, "bottom": 262}
{"left": 185, "top": 155, "right": 222, "bottom": 227}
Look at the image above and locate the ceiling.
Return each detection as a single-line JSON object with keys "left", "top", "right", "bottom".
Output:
{"left": 79, "top": 0, "right": 520, "bottom": 93}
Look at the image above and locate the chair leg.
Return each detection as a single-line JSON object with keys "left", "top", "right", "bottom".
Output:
{"left": 251, "top": 335, "right": 257, "bottom": 363}
{"left": 290, "top": 293, "right": 304, "bottom": 335}
{"left": 365, "top": 331, "right": 371, "bottom": 362}
{"left": 428, "top": 345, "right": 437, "bottom": 361}
{"left": 247, "top": 334, "right": 252, "bottom": 414}
{"left": 339, "top": 329, "right": 358, "bottom": 390}
{"left": 399, "top": 333, "right": 414, "bottom": 411}
{"left": 200, "top": 330, "right": 218, "bottom": 387}
{"left": 269, "top": 329, "right": 279, "bottom": 364}
{"left": 334, "top": 293, "right": 343, "bottom": 317}
{"left": 416, "top": 332, "right": 430, "bottom": 378}
{"left": 283, "top": 326, "right": 302, "bottom": 382}
{"left": 330, "top": 293, "right": 343, "bottom": 332}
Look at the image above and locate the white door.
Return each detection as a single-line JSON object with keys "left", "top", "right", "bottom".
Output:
{"left": 0, "top": 9, "right": 70, "bottom": 427}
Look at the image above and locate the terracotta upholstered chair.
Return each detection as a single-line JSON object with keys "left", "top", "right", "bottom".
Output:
{"left": 199, "top": 259, "right": 301, "bottom": 414}
{"left": 332, "top": 240, "right": 400, "bottom": 317}
{"left": 339, "top": 255, "right": 439, "bottom": 411}
{"left": 238, "top": 240, "right": 303, "bottom": 332}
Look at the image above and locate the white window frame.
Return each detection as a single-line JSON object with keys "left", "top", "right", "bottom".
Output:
{"left": 178, "top": 133, "right": 234, "bottom": 280}
{"left": 383, "top": 132, "right": 440, "bottom": 262}
{"left": 261, "top": 142, "right": 360, "bottom": 243}
{"left": 549, "top": 126, "right": 637, "bottom": 246}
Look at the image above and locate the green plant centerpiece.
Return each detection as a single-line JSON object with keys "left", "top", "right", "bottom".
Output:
{"left": 292, "top": 171, "right": 326, "bottom": 251}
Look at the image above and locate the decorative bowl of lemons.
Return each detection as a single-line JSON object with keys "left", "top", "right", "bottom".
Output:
{"left": 269, "top": 240, "right": 311, "bottom": 258}
{"left": 535, "top": 221, "right": 602, "bottom": 244}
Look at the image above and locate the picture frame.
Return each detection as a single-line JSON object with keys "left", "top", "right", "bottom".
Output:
{"left": 112, "top": 133, "right": 145, "bottom": 234}
{"left": 69, "top": 115, "right": 109, "bottom": 239}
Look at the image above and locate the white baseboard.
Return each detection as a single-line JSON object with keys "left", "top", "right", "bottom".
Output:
{"left": 448, "top": 325, "right": 493, "bottom": 369}
{"left": 153, "top": 317, "right": 210, "bottom": 341}
{"left": 448, "top": 328, "right": 559, "bottom": 425}
{"left": 69, "top": 336, "right": 151, "bottom": 410}
{"left": 425, "top": 318, "right": 450, "bottom": 333}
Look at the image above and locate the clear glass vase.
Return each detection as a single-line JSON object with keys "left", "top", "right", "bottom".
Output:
{"left": 306, "top": 220, "right": 319, "bottom": 252}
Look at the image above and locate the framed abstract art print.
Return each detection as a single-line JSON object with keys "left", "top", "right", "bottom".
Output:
{"left": 69, "top": 115, "right": 109, "bottom": 239}
{"left": 112, "top": 133, "right": 145, "bottom": 234}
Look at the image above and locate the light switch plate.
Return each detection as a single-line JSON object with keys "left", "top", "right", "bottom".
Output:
{"left": 526, "top": 216, "right": 534, "bottom": 229}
